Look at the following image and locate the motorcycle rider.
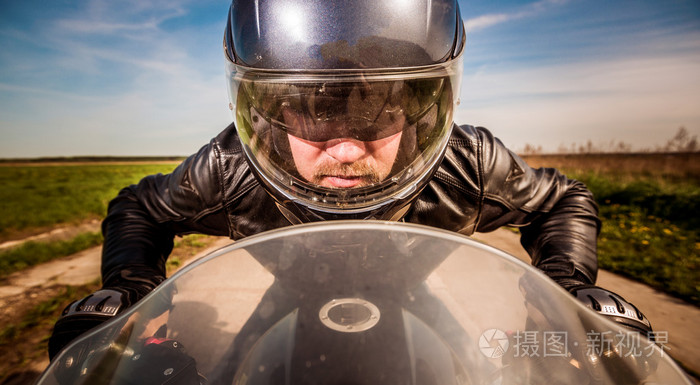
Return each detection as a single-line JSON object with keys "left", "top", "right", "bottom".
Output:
{"left": 49, "top": 0, "right": 651, "bottom": 364}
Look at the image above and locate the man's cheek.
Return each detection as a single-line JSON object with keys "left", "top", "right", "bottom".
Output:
{"left": 288, "top": 136, "right": 322, "bottom": 180}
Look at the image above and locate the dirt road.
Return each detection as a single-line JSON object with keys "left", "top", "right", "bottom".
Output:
{"left": 472, "top": 229, "right": 700, "bottom": 382}
{"left": 0, "top": 237, "right": 232, "bottom": 384}
{"left": 2, "top": 228, "right": 697, "bottom": 383}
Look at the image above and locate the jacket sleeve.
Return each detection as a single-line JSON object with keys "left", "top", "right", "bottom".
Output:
{"left": 473, "top": 126, "right": 600, "bottom": 287}
{"left": 101, "top": 139, "right": 231, "bottom": 289}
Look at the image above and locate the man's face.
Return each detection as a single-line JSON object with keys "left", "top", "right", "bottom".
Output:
{"left": 284, "top": 110, "right": 404, "bottom": 189}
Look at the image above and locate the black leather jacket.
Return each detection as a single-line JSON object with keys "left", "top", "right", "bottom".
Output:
{"left": 101, "top": 123, "right": 600, "bottom": 292}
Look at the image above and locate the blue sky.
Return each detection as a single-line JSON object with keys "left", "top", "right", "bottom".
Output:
{"left": 1, "top": 0, "right": 698, "bottom": 157}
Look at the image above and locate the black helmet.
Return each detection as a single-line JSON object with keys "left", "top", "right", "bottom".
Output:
{"left": 224, "top": 0, "right": 465, "bottom": 223}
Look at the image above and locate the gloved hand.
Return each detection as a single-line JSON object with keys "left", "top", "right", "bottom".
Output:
{"left": 568, "top": 284, "right": 652, "bottom": 336}
{"left": 568, "top": 285, "right": 659, "bottom": 384}
{"left": 48, "top": 284, "right": 148, "bottom": 361}
{"left": 515, "top": 277, "right": 658, "bottom": 384}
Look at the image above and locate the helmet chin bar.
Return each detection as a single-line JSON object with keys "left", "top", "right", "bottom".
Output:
{"left": 275, "top": 198, "right": 413, "bottom": 224}
{"left": 242, "top": 129, "right": 450, "bottom": 224}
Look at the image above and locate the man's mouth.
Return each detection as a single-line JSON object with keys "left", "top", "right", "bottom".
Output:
{"left": 320, "top": 175, "right": 370, "bottom": 188}
{"left": 312, "top": 161, "right": 380, "bottom": 188}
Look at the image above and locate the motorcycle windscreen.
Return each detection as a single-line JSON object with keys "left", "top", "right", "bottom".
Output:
{"left": 37, "top": 221, "right": 691, "bottom": 385}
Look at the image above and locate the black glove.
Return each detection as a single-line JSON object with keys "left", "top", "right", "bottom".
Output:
{"left": 48, "top": 284, "right": 145, "bottom": 361}
{"left": 514, "top": 278, "right": 658, "bottom": 384}
{"left": 568, "top": 285, "right": 652, "bottom": 336}
{"left": 48, "top": 265, "right": 172, "bottom": 361}
{"left": 569, "top": 285, "right": 661, "bottom": 384}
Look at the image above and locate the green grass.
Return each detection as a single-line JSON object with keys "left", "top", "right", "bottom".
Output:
{"left": 569, "top": 171, "right": 699, "bottom": 228}
{"left": 0, "top": 232, "right": 104, "bottom": 278}
{"left": 597, "top": 205, "right": 698, "bottom": 303}
{"left": 0, "top": 281, "right": 100, "bottom": 382}
{"left": 0, "top": 163, "right": 178, "bottom": 238}
{"left": 0, "top": 235, "right": 220, "bottom": 356}
{"left": 0, "top": 283, "right": 99, "bottom": 348}
{"left": 166, "top": 234, "right": 212, "bottom": 274}
{"left": 564, "top": 170, "right": 700, "bottom": 305}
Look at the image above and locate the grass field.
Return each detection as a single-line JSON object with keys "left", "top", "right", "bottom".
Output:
{"left": 523, "top": 153, "right": 700, "bottom": 305}
{"left": 0, "top": 232, "right": 103, "bottom": 278}
{"left": 0, "top": 163, "right": 179, "bottom": 241}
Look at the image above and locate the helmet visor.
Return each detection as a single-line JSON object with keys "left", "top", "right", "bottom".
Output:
{"left": 246, "top": 78, "right": 444, "bottom": 143}
{"left": 227, "top": 60, "right": 462, "bottom": 213}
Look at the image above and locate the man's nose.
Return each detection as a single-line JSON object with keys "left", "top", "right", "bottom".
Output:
{"left": 325, "top": 138, "right": 367, "bottom": 163}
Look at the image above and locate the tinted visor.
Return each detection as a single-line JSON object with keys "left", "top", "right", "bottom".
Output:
{"left": 243, "top": 77, "right": 446, "bottom": 142}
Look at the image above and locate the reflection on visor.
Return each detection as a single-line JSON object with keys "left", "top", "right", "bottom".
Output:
{"left": 272, "top": 108, "right": 405, "bottom": 142}
{"left": 245, "top": 78, "right": 445, "bottom": 142}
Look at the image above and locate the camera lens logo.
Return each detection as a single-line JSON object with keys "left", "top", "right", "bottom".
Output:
{"left": 479, "top": 329, "right": 509, "bottom": 358}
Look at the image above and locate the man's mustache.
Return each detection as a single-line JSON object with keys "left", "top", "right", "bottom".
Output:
{"left": 312, "top": 161, "right": 381, "bottom": 186}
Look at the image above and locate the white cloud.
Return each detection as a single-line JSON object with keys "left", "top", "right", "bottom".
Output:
{"left": 455, "top": 50, "right": 700, "bottom": 152}
{"left": 54, "top": 19, "right": 159, "bottom": 34}
{"left": 0, "top": 73, "right": 231, "bottom": 157}
{"left": 0, "top": 0, "right": 231, "bottom": 157}
{"left": 53, "top": 4, "right": 187, "bottom": 34}
{"left": 0, "top": 82, "right": 95, "bottom": 102}
{"left": 465, "top": 13, "right": 512, "bottom": 32}
{"left": 465, "top": 0, "right": 568, "bottom": 32}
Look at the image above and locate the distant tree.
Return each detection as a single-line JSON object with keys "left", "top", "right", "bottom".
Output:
{"left": 660, "top": 127, "right": 697, "bottom": 152}
{"left": 522, "top": 143, "right": 542, "bottom": 155}
{"left": 615, "top": 140, "right": 632, "bottom": 153}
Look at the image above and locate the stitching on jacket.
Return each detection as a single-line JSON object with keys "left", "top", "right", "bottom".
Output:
{"left": 438, "top": 127, "right": 479, "bottom": 197}
{"left": 218, "top": 147, "right": 241, "bottom": 155}
{"left": 481, "top": 193, "right": 520, "bottom": 212}
{"left": 212, "top": 139, "right": 235, "bottom": 238}
{"left": 189, "top": 203, "right": 226, "bottom": 222}
{"left": 228, "top": 178, "right": 258, "bottom": 203}
{"left": 433, "top": 171, "right": 480, "bottom": 199}
{"left": 481, "top": 191, "right": 554, "bottom": 214}
{"left": 473, "top": 132, "right": 486, "bottom": 230}
{"left": 448, "top": 138, "right": 472, "bottom": 147}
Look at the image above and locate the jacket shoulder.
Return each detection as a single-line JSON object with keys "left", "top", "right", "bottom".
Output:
{"left": 434, "top": 124, "right": 483, "bottom": 194}
{"left": 406, "top": 125, "right": 483, "bottom": 234}
{"left": 213, "top": 122, "right": 244, "bottom": 154}
{"left": 130, "top": 123, "right": 255, "bottom": 223}
{"left": 206, "top": 123, "right": 259, "bottom": 206}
